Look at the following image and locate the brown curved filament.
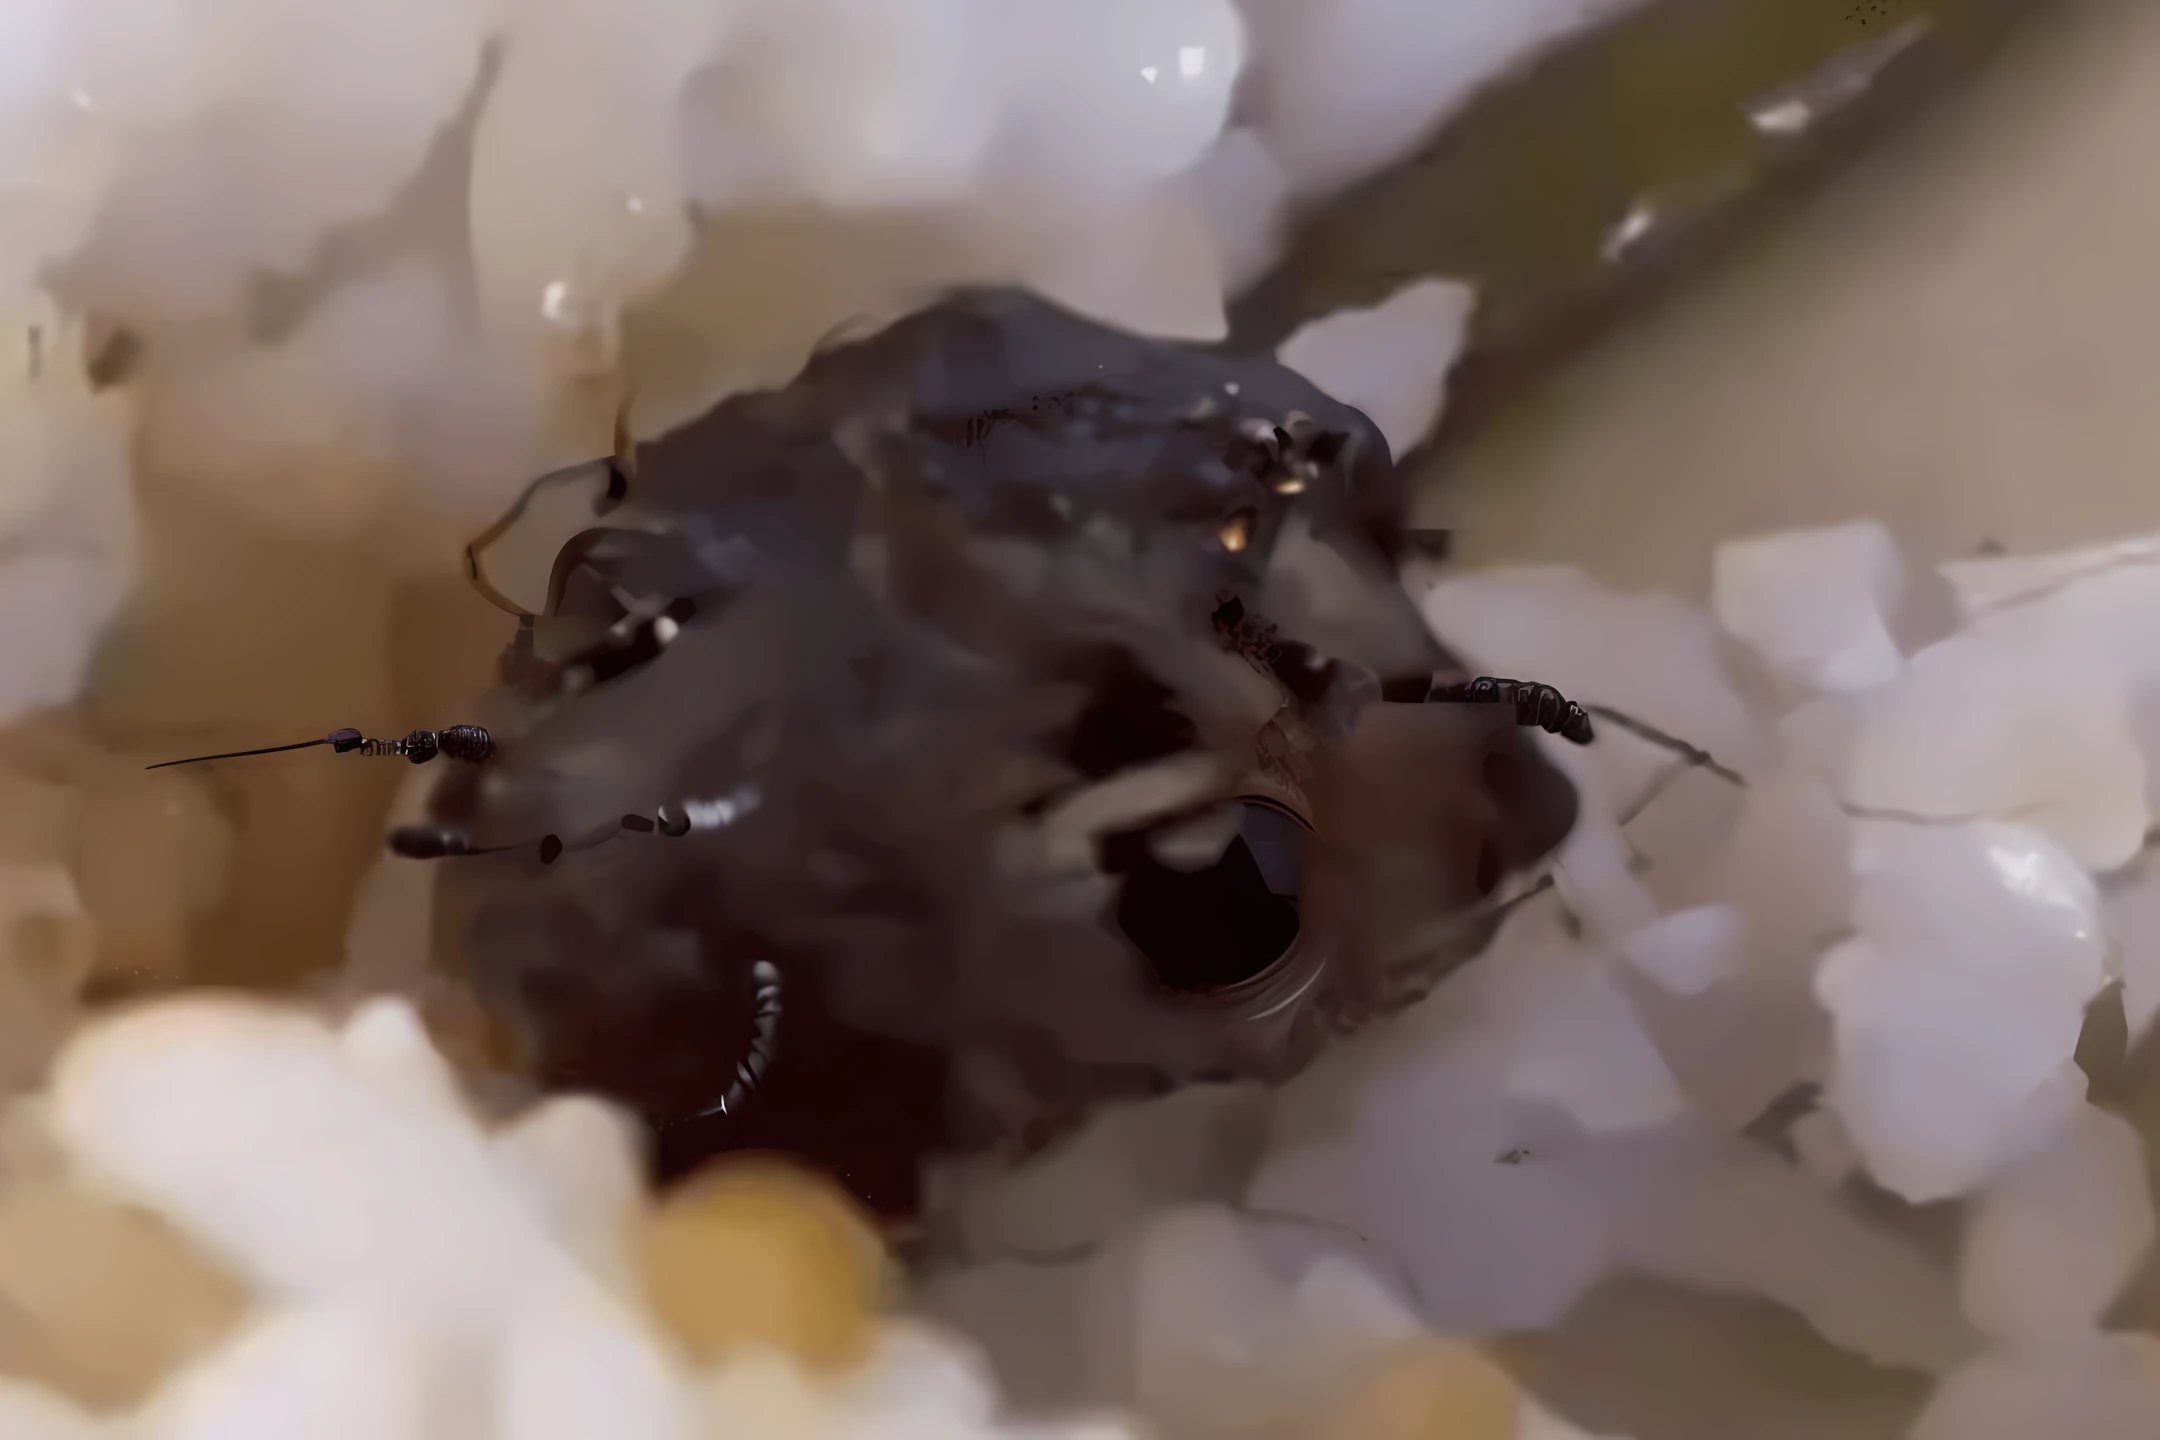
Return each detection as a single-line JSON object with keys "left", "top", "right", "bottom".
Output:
{"left": 464, "top": 457, "right": 624, "bottom": 617}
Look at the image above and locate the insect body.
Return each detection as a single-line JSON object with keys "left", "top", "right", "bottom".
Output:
{"left": 152, "top": 289, "right": 1625, "bottom": 1216}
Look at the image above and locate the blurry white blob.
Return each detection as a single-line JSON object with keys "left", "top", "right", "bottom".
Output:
{"left": 488, "top": 1095, "right": 647, "bottom": 1297}
{"left": 1236, "top": 895, "right": 1968, "bottom": 1375}
{"left": 1844, "top": 625, "right": 2149, "bottom": 873}
{"left": 1417, "top": 566, "right": 1767, "bottom": 795}
{"left": 0, "top": 6, "right": 112, "bottom": 306}
{"left": 1939, "top": 530, "right": 2160, "bottom": 625}
{"left": 46, "top": 996, "right": 649, "bottom": 1327}
{"left": 972, "top": 175, "right": 1233, "bottom": 343}
{"left": 0, "top": 290, "right": 137, "bottom": 728}
{"left": 1852, "top": 541, "right": 2160, "bottom": 872}
{"left": 1234, "top": 0, "right": 1644, "bottom": 199}
{"left": 1235, "top": 918, "right": 1631, "bottom": 1335}
{"left": 0, "top": 1379, "right": 105, "bottom": 1440}
{"left": 1092, "top": 1205, "right": 1613, "bottom": 1440}
{"left": 470, "top": 0, "right": 735, "bottom": 382}
{"left": 1712, "top": 521, "right": 1908, "bottom": 697}
{"left": 1189, "top": 127, "right": 1294, "bottom": 297}
{"left": 989, "top": 0, "right": 1247, "bottom": 190}
{"left": 1814, "top": 821, "right": 2108, "bottom": 1203}
{"left": 934, "top": 1083, "right": 1268, "bottom": 1264}
{"left": 52, "top": 0, "right": 494, "bottom": 322}
{"left": 12, "top": 993, "right": 1116, "bottom": 1439}
{"left": 0, "top": 0, "right": 1665, "bottom": 602}
{"left": 1614, "top": 906, "right": 1743, "bottom": 999}
{"left": 141, "top": 264, "right": 535, "bottom": 540}
{"left": 1415, "top": 564, "right": 1764, "bottom": 924}
{"left": 1500, "top": 920, "right": 1689, "bottom": 1135}
{"left": 1276, "top": 277, "right": 1477, "bottom": 460}
{"left": 1911, "top": 1335, "right": 2160, "bottom": 1440}
{"left": 1959, "top": 1102, "right": 2153, "bottom": 1348}
{"left": 683, "top": 0, "right": 1003, "bottom": 210}
{"left": 137, "top": 1306, "right": 437, "bottom": 1440}
{"left": 1614, "top": 898, "right": 1824, "bottom": 1132}
{"left": 691, "top": 1320, "right": 1132, "bottom": 1440}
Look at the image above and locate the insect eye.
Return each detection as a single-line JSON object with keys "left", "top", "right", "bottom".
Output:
{"left": 1108, "top": 799, "right": 1305, "bottom": 995}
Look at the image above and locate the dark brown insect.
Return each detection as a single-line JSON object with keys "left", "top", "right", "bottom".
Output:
{"left": 155, "top": 288, "right": 1604, "bottom": 1219}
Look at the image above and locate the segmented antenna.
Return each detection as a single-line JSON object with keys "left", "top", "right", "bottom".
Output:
{"left": 1426, "top": 676, "right": 1596, "bottom": 745}
{"left": 384, "top": 788, "right": 761, "bottom": 866}
{"left": 385, "top": 827, "right": 546, "bottom": 862}
{"left": 147, "top": 725, "right": 495, "bottom": 771}
{"left": 1421, "top": 676, "right": 1747, "bottom": 787}
{"left": 1581, "top": 703, "right": 1744, "bottom": 787}
{"left": 693, "top": 960, "right": 782, "bottom": 1119}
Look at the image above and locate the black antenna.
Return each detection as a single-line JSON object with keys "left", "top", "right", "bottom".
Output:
{"left": 145, "top": 728, "right": 366, "bottom": 770}
{"left": 1420, "top": 675, "right": 1748, "bottom": 786}
{"left": 386, "top": 827, "right": 562, "bottom": 862}
{"left": 1425, "top": 676, "right": 1596, "bottom": 745}
{"left": 147, "top": 725, "right": 495, "bottom": 772}
{"left": 1582, "top": 704, "right": 1744, "bottom": 786}
{"left": 386, "top": 792, "right": 756, "bottom": 866}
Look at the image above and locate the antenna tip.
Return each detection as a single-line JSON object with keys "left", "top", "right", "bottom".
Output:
{"left": 388, "top": 826, "right": 471, "bottom": 860}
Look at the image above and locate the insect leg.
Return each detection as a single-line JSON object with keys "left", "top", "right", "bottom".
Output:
{"left": 692, "top": 960, "right": 783, "bottom": 1119}
{"left": 1582, "top": 704, "right": 1744, "bottom": 786}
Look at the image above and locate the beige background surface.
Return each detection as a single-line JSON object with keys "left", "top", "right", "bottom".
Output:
{"left": 1409, "top": 7, "right": 2160, "bottom": 1434}
{"left": 1420, "top": 0, "right": 2160, "bottom": 594}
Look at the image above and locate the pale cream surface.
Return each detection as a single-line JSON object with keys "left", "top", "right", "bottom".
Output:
{"left": 1407, "top": 9, "right": 2160, "bottom": 1437}
{"left": 1423, "top": 0, "right": 2160, "bottom": 593}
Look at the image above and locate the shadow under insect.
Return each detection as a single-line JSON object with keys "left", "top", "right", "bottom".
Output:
{"left": 149, "top": 289, "right": 1708, "bottom": 1220}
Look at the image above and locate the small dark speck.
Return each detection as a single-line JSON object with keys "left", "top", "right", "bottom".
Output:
{"left": 86, "top": 327, "right": 144, "bottom": 391}
{"left": 1975, "top": 537, "right": 2006, "bottom": 557}
{"left": 1741, "top": 1080, "right": 1823, "bottom": 1162}
{"left": 1496, "top": 1147, "right": 1530, "bottom": 1165}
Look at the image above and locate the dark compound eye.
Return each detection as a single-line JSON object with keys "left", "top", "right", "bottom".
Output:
{"left": 1109, "top": 800, "right": 1305, "bottom": 995}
